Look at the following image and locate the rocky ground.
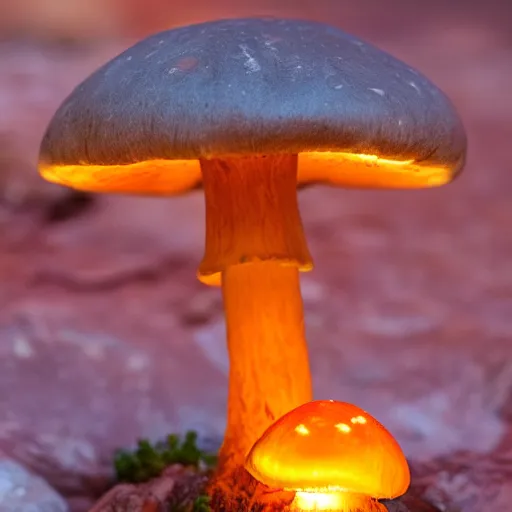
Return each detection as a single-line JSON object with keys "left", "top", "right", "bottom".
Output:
{"left": 1, "top": 1, "right": 511, "bottom": 511}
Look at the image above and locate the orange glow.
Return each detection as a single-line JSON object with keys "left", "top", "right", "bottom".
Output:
{"left": 39, "top": 149, "right": 457, "bottom": 195}
{"left": 245, "top": 400, "right": 410, "bottom": 500}
{"left": 294, "top": 491, "right": 344, "bottom": 510}
{"left": 293, "top": 491, "right": 386, "bottom": 511}
{"left": 295, "top": 424, "right": 310, "bottom": 436}
{"left": 39, "top": 159, "right": 202, "bottom": 195}
{"left": 335, "top": 423, "right": 351, "bottom": 433}
{"left": 298, "top": 151, "right": 456, "bottom": 188}
{"left": 347, "top": 154, "right": 415, "bottom": 166}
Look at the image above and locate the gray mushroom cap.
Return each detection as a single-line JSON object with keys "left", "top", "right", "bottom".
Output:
{"left": 39, "top": 17, "right": 466, "bottom": 194}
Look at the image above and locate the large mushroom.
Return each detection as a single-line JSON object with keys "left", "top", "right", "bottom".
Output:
{"left": 38, "top": 17, "right": 466, "bottom": 487}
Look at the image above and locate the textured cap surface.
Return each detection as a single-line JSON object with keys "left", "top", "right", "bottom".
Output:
{"left": 39, "top": 17, "right": 466, "bottom": 193}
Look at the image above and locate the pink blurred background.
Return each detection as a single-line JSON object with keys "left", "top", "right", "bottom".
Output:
{"left": 0, "top": 1, "right": 511, "bottom": 511}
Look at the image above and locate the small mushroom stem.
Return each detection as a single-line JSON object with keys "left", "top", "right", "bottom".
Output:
{"left": 199, "top": 155, "right": 313, "bottom": 474}
{"left": 293, "top": 492, "right": 387, "bottom": 511}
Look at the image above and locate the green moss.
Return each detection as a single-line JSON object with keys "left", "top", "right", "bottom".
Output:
{"left": 169, "top": 494, "right": 212, "bottom": 512}
{"left": 114, "top": 430, "right": 218, "bottom": 484}
{"left": 192, "top": 495, "right": 212, "bottom": 512}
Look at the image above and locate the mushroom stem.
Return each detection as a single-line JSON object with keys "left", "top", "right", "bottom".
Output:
{"left": 198, "top": 154, "right": 312, "bottom": 284}
{"left": 220, "top": 261, "right": 313, "bottom": 469}
{"left": 198, "top": 155, "right": 314, "bottom": 473}
{"left": 293, "top": 492, "right": 387, "bottom": 511}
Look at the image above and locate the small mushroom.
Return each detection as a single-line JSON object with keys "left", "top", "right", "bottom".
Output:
{"left": 38, "top": 17, "right": 466, "bottom": 482}
{"left": 245, "top": 400, "right": 410, "bottom": 511}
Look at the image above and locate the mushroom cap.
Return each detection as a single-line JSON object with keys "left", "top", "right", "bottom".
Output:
{"left": 245, "top": 400, "right": 410, "bottom": 499}
{"left": 39, "top": 17, "right": 466, "bottom": 194}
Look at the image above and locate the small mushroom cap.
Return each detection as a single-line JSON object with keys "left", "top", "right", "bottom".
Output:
{"left": 39, "top": 18, "right": 466, "bottom": 194}
{"left": 245, "top": 400, "right": 410, "bottom": 499}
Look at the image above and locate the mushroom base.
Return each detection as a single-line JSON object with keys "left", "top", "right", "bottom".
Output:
{"left": 293, "top": 491, "right": 387, "bottom": 511}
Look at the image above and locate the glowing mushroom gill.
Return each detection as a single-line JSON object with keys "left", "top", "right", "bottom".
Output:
{"left": 39, "top": 149, "right": 453, "bottom": 196}
{"left": 245, "top": 400, "right": 410, "bottom": 511}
